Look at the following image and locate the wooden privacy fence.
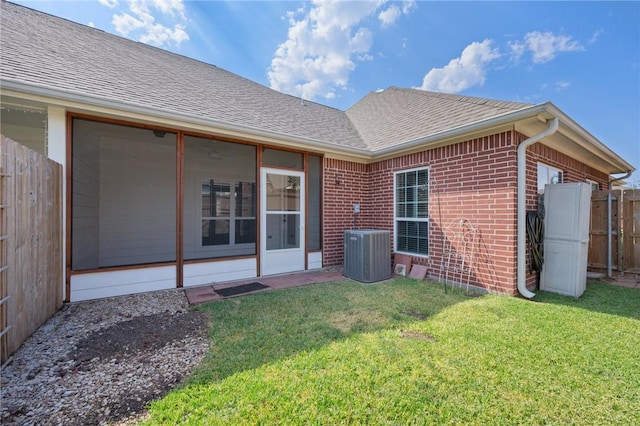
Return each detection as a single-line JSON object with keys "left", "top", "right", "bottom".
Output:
{"left": 1, "top": 136, "right": 63, "bottom": 364}
{"left": 589, "top": 189, "right": 640, "bottom": 274}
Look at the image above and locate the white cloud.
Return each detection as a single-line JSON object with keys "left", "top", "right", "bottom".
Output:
{"left": 419, "top": 39, "right": 500, "bottom": 93}
{"left": 378, "top": 4, "right": 401, "bottom": 28}
{"left": 508, "top": 40, "right": 526, "bottom": 64}
{"left": 402, "top": 0, "right": 416, "bottom": 14}
{"left": 99, "top": 0, "right": 118, "bottom": 8}
{"left": 379, "top": 1, "right": 415, "bottom": 29}
{"left": 510, "top": 31, "right": 584, "bottom": 65}
{"left": 113, "top": 12, "right": 144, "bottom": 35}
{"left": 149, "top": 0, "right": 186, "bottom": 19}
{"left": 589, "top": 28, "right": 604, "bottom": 44}
{"left": 109, "top": 0, "right": 189, "bottom": 47}
{"left": 416, "top": 29, "right": 586, "bottom": 95}
{"left": 522, "top": 31, "right": 584, "bottom": 64}
{"left": 139, "top": 23, "right": 188, "bottom": 46}
{"left": 268, "top": 0, "right": 415, "bottom": 101}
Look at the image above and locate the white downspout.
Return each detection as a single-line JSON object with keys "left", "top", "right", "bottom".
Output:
{"left": 517, "top": 117, "right": 559, "bottom": 298}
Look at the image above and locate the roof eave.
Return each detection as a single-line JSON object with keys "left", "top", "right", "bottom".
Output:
{"left": 3, "top": 80, "right": 633, "bottom": 174}
{"left": 371, "top": 102, "right": 634, "bottom": 175}
{"left": 0, "top": 79, "right": 373, "bottom": 160}
{"left": 371, "top": 103, "right": 550, "bottom": 157}
{"left": 543, "top": 103, "right": 635, "bottom": 174}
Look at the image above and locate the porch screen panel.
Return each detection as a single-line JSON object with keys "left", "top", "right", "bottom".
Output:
{"left": 262, "top": 148, "right": 303, "bottom": 170}
{"left": 71, "top": 119, "right": 176, "bottom": 270}
{"left": 183, "top": 136, "right": 256, "bottom": 260}
{"left": 307, "top": 155, "right": 321, "bottom": 250}
{"left": 0, "top": 103, "right": 47, "bottom": 155}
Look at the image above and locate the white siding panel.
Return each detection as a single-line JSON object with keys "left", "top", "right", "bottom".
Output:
{"left": 70, "top": 266, "right": 176, "bottom": 302}
{"left": 48, "top": 106, "right": 67, "bottom": 300}
{"left": 308, "top": 251, "right": 323, "bottom": 269}
{"left": 183, "top": 258, "right": 257, "bottom": 287}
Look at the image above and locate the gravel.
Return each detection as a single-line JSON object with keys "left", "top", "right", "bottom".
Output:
{"left": 0, "top": 289, "right": 210, "bottom": 425}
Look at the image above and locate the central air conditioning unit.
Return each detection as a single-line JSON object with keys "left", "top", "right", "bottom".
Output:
{"left": 344, "top": 230, "right": 391, "bottom": 283}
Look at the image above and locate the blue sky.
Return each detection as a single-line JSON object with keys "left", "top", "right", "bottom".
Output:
{"left": 13, "top": 0, "right": 640, "bottom": 183}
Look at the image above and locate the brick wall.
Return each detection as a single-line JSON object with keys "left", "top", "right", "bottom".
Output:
{"left": 528, "top": 142, "right": 609, "bottom": 190}
{"left": 322, "top": 132, "right": 609, "bottom": 295}
{"left": 322, "top": 159, "right": 369, "bottom": 266}
{"left": 324, "top": 131, "right": 520, "bottom": 295}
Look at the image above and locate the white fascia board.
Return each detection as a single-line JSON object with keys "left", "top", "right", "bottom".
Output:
{"left": 371, "top": 103, "right": 551, "bottom": 157}
{"left": 373, "top": 101, "right": 633, "bottom": 174}
{"left": 543, "top": 103, "right": 635, "bottom": 173}
{"left": 4, "top": 80, "right": 633, "bottom": 173}
{"left": 0, "top": 79, "right": 372, "bottom": 159}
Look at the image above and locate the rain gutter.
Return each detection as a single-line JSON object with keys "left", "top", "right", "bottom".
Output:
{"left": 372, "top": 104, "right": 550, "bottom": 157}
{"left": 517, "top": 117, "right": 559, "bottom": 299}
{"left": 0, "top": 80, "right": 371, "bottom": 158}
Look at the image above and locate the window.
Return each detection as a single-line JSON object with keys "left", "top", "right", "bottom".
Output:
{"left": 537, "top": 163, "right": 563, "bottom": 194}
{"left": 201, "top": 181, "right": 230, "bottom": 246}
{"left": 394, "top": 167, "right": 429, "bottom": 256}
{"left": 183, "top": 135, "right": 256, "bottom": 260}
{"left": 200, "top": 179, "right": 256, "bottom": 247}
{"left": 586, "top": 179, "right": 599, "bottom": 191}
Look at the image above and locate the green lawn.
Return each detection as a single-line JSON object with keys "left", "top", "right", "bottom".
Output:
{"left": 143, "top": 279, "right": 639, "bottom": 425}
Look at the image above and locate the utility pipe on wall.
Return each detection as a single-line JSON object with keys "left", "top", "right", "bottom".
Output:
{"left": 517, "top": 117, "right": 559, "bottom": 299}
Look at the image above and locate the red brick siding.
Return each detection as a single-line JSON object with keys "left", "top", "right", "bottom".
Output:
{"left": 324, "top": 131, "right": 520, "bottom": 295}
{"left": 322, "top": 159, "right": 369, "bottom": 266}
{"left": 322, "top": 131, "right": 608, "bottom": 296}
{"left": 528, "top": 142, "right": 609, "bottom": 190}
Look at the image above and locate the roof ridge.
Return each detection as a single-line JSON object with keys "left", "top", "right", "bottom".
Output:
{"left": 385, "top": 86, "right": 533, "bottom": 110}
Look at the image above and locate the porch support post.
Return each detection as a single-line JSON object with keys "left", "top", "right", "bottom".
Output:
{"left": 176, "top": 132, "right": 184, "bottom": 287}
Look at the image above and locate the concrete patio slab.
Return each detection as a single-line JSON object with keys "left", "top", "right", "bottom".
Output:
{"left": 184, "top": 286, "right": 220, "bottom": 304}
{"left": 184, "top": 269, "right": 346, "bottom": 304}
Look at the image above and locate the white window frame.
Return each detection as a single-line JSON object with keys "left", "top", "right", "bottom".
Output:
{"left": 537, "top": 162, "right": 563, "bottom": 194}
{"left": 393, "top": 166, "right": 429, "bottom": 257}
{"left": 195, "top": 175, "right": 256, "bottom": 252}
{"left": 586, "top": 179, "right": 599, "bottom": 191}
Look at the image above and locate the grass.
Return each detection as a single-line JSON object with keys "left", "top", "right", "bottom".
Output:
{"left": 143, "top": 279, "right": 639, "bottom": 425}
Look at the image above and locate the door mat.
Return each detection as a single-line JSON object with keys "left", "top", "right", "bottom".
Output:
{"left": 215, "top": 282, "right": 270, "bottom": 297}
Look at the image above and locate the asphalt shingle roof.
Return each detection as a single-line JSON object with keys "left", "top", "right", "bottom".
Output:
{"left": 0, "top": 1, "right": 366, "bottom": 150}
{"left": 0, "top": 1, "right": 533, "bottom": 153}
{"left": 346, "top": 87, "right": 532, "bottom": 151}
